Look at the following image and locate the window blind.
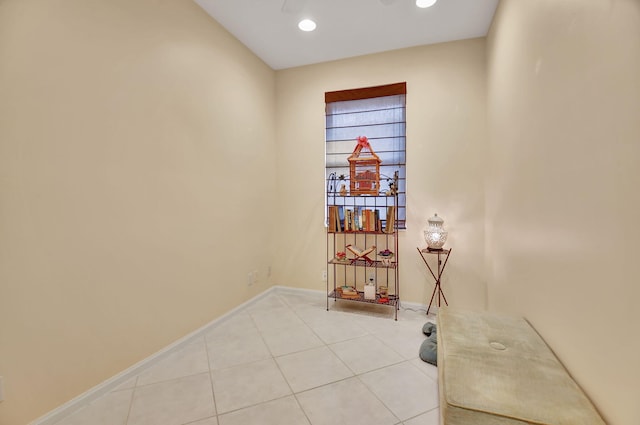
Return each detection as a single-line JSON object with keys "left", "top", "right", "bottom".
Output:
{"left": 325, "top": 83, "right": 406, "bottom": 229}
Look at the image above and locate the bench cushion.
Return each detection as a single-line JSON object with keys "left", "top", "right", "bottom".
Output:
{"left": 437, "top": 308, "right": 606, "bottom": 425}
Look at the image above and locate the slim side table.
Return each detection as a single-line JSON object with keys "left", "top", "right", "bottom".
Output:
{"left": 417, "top": 247, "right": 452, "bottom": 315}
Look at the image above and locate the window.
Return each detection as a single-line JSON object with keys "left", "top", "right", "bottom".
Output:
{"left": 325, "top": 82, "right": 406, "bottom": 229}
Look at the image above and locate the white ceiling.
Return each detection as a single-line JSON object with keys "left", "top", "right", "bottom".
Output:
{"left": 193, "top": 0, "right": 500, "bottom": 70}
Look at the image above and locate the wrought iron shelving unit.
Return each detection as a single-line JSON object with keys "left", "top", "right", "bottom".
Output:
{"left": 326, "top": 188, "right": 400, "bottom": 320}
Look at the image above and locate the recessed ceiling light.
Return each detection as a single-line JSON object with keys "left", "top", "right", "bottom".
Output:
{"left": 298, "top": 19, "right": 317, "bottom": 32}
{"left": 416, "top": 0, "right": 437, "bottom": 8}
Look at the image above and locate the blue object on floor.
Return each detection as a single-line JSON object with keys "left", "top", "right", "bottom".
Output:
{"left": 419, "top": 322, "right": 438, "bottom": 366}
{"left": 422, "top": 321, "right": 436, "bottom": 337}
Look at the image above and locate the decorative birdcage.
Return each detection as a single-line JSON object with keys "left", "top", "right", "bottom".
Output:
{"left": 348, "top": 136, "right": 381, "bottom": 196}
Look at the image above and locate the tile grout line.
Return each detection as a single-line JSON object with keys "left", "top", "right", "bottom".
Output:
{"left": 203, "top": 336, "right": 219, "bottom": 425}
{"left": 213, "top": 393, "right": 300, "bottom": 420}
{"left": 32, "top": 288, "right": 283, "bottom": 425}
{"left": 255, "top": 292, "right": 438, "bottom": 424}
{"left": 208, "top": 298, "right": 298, "bottom": 418}
{"left": 128, "top": 370, "right": 211, "bottom": 391}
{"left": 401, "top": 405, "right": 439, "bottom": 424}
{"left": 263, "top": 293, "right": 437, "bottom": 423}
{"left": 279, "top": 293, "right": 367, "bottom": 386}
{"left": 255, "top": 294, "right": 314, "bottom": 425}
{"left": 281, "top": 294, "right": 410, "bottom": 422}
{"left": 124, "top": 376, "right": 138, "bottom": 425}
{"left": 314, "top": 292, "right": 431, "bottom": 424}
{"left": 354, "top": 371, "right": 403, "bottom": 424}
{"left": 259, "top": 294, "right": 349, "bottom": 425}
{"left": 325, "top": 340, "right": 409, "bottom": 377}
{"left": 59, "top": 290, "right": 439, "bottom": 425}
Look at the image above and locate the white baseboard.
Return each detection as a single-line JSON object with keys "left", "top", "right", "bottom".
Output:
{"left": 275, "top": 285, "right": 437, "bottom": 316}
{"left": 272, "top": 285, "right": 324, "bottom": 297}
{"left": 284, "top": 286, "right": 439, "bottom": 317}
{"left": 31, "top": 286, "right": 280, "bottom": 425}
{"left": 398, "top": 299, "right": 439, "bottom": 316}
{"left": 31, "top": 285, "right": 434, "bottom": 425}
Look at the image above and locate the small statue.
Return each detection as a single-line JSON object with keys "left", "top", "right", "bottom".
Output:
{"left": 388, "top": 180, "right": 398, "bottom": 196}
{"left": 386, "top": 171, "right": 399, "bottom": 196}
{"left": 339, "top": 184, "right": 347, "bottom": 196}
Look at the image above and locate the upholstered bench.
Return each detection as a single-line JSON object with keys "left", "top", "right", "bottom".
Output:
{"left": 437, "top": 308, "right": 606, "bottom": 425}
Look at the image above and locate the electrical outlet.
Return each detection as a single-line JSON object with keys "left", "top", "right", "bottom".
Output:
{"left": 252, "top": 270, "right": 258, "bottom": 285}
{"left": 267, "top": 266, "right": 271, "bottom": 278}
{"left": 247, "top": 271, "right": 254, "bottom": 286}
{"left": 322, "top": 270, "right": 327, "bottom": 281}
{"left": 0, "top": 376, "right": 5, "bottom": 402}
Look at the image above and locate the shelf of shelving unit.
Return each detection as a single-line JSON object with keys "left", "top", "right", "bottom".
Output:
{"left": 326, "top": 191, "right": 400, "bottom": 320}
{"left": 328, "top": 258, "right": 397, "bottom": 268}
{"left": 327, "top": 290, "right": 399, "bottom": 307}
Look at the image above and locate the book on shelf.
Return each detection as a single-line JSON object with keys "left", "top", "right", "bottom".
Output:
{"left": 354, "top": 207, "right": 358, "bottom": 231}
{"left": 332, "top": 206, "right": 342, "bottom": 232}
{"left": 369, "top": 209, "right": 376, "bottom": 231}
{"left": 345, "top": 244, "right": 376, "bottom": 258}
{"left": 340, "top": 286, "right": 360, "bottom": 299}
{"left": 385, "top": 206, "right": 396, "bottom": 234}
{"left": 328, "top": 206, "right": 337, "bottom": 232}
{"left": 362, "top": 208, "right": 366, "bottom": 231}
{"left": 337, "top": 207, "right": 389, "bottom": 233}
{"left": 346, "top": 209, "right": 355, "bottom": 231}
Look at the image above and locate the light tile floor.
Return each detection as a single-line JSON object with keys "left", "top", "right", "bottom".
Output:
{"left": 54, "top": 290, "right": 439, "bottom": 425}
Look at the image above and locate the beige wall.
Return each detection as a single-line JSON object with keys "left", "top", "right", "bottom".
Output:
{"left": 4, "top": 0, "right": 637, "bottom": 423}
{"left": 274, "top": 39, "right": 488, "bottom": 311}
{"left": 0, "top": 0, "right": 277, "bottom": 423}
{"left": 486, "top": 1, "right": 640, "bottom": 424}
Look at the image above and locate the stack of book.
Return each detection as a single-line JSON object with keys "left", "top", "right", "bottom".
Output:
{"left": 339, "top": 286, "right": 360, "bottom": 299}
{"left": 328, "top": 205, "right": 395, "bottom": 233}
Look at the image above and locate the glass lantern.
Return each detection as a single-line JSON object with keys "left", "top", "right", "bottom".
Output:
{"left": 424, "top": 213, "right": 448, "bottom": 250}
